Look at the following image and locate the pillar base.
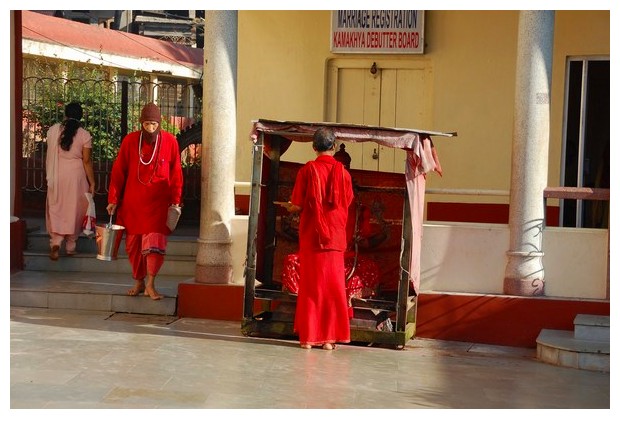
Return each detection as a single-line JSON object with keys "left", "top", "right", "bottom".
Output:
{"left": 503, "top": 277, "right": 544, "bottom": 296}
{"left": 195, "top": 264, "right": 233, "bottom": 284}
{"left": 177, "top": 281, "right": 244, "bottom": 320}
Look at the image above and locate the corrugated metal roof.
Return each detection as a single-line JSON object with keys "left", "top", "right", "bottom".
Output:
{"left": 22, "top": 10, "right": 203, "bottom": 73}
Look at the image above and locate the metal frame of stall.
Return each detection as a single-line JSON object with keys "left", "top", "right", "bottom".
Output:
{"left": 241, "top": 119, "right": 454, "bottom": 347}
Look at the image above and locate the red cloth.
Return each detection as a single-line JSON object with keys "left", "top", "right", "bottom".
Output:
{"left": 289, "top": 155, "right": 354, "bottom": 345}
{"left": 282, "top": 252, "right": 379, "bottom": 301}
{"left": 125, "top": 233, "right": 166, "bottom": 279}
{"left": 290, "top": 156, "right": 352, "bottom": 251}
{"left": 344, "top": 253, "right": 379, "bottom": 300}
{"left": 108, "top": 130, "right": 183, "bottom": 235}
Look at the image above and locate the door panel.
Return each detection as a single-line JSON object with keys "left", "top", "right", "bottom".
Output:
{"left": 562, "top": 58, "right": 609, "bottom": 228}
{"left": 362, "top": 69, "right": 381, "bottom": 171}
{"left": 326, "top": 59, "right": 431, "bottom": 174}
{"left": 336, "top": 68, "right": 366, "bottom": 170}
{"left": 379, "top": 69, "right": 397, "bottom": 172}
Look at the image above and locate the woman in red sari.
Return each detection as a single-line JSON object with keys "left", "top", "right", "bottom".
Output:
{"left": 107, "top": 103, "right": 183, "bottom": 300}
{"left": 283, "top": 127, "right": 354, "bottom": 350}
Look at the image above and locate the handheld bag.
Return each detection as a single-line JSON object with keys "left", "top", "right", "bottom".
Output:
{"left": 82, "top": 192, "right": 96, "bottom": 237}
{"left": 167, "top": 205, "right": 182, "bottom": 232}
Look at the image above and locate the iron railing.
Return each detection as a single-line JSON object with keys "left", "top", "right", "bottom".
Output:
{"left": 21, "top": 76, "right": 202, "bottom": 211}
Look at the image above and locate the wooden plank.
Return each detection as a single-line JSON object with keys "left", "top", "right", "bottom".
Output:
{"left": 543, "top": 187, "right": 610, "bottom": 201}
{"left": 241, "top": 317, "right": 415, "bottom": 347}
{"left": 262, "top": 136, "right": 283, "bottom": 285}
{"left": 254, "top": 287, "right": 399, "bottom": 312}
{"left": 396, "top": 188, "right": 412, "bottom": 332}
{"left": 243, "top": 135, "right": 264, "bottom": 319}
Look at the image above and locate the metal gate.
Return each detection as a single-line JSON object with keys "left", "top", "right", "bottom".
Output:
{"left": 21, "top": 76, "right": 203, "bottom": 219}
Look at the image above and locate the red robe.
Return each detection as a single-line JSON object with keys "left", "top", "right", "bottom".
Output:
{"left": 108, "top": 130, "right": 183, "bottom": 235}
{"left": 290, "top": 155, "right": 354, "bottom": 345}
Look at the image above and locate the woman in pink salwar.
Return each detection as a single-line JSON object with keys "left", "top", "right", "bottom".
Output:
{"left": 45, "top": 102, "right": 96, "bottom": 261}
{"left": 281, "top": 127, "right": 354, "bottom": 350}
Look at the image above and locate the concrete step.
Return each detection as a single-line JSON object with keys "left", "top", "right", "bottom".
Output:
{"left": 573, "top": 314, "right": 610, "bottom": 342}
{"left": 23, "top": 251, "right": 197, "bottom": 277}
{"left": 15, "top": 218, "right": 207, "bottom": 316}
{"left": 26, "top": 231, "right": 198, "bottom": 257}
{"left": 536, "top": 328, "right": 609, "bottom": 372}
{"left": 24, "top": 220, "right": 199, "bottom": 277}
{"left": 10, "top": 271, "right": 188, "bottom": 316}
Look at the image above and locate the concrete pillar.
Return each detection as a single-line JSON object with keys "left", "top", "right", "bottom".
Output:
{"left": 195, "top": 11, "right": 238, "bottom": 284}
{"left": 504, "top": 11, "right": 555, "bottom": 296}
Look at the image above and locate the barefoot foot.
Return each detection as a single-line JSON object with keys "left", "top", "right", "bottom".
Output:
{"left": 322, "top": 343, "right": 336, "bottom": 350}
{"left": 127, "top": 280, "right": 145, "bottom": 296}
{"left": 144, "top": 285, "right": 163, "bottom": 300}
{"left": 300, "top": 344, "right": 311, "bottom": 349}
{"left": 144, "top": 275, "right": 162, "bottom": 300}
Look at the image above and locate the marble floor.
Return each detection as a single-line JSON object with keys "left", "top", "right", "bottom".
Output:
{"left": 7, "top": 306, "right": 611, "bottom": 424}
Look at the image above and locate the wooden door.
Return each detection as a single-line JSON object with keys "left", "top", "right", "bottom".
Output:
{"left": 326, "top": 58, "right": 433, "bottom": 173}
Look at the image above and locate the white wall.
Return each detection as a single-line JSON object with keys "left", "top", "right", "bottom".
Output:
{"left": 232, "top": 217, "right": 609, "bottom": 300}
{"left": 420, "top": 222, "right": 608, "bottom": 299}
{"left": 541, "top": 227, "right": 608, "bottom": 299}
{"left": 231, "top": 216, "right": 250, "bottom": 285}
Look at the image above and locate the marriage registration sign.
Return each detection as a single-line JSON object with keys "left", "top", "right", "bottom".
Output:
{"left": 331, "top": 10, "right": 425, "bottom": 54}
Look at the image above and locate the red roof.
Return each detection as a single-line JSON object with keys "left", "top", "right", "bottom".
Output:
{"left": 22, "top": 10, "right": 203, "bottom": 69}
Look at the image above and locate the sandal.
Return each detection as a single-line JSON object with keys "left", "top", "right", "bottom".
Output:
{"left": 49, "top": 245, "right": 60, "bottom": 261}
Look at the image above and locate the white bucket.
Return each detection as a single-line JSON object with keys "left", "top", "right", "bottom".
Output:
{"left": 95, "top": 224, "right": 125, "bottom": 261}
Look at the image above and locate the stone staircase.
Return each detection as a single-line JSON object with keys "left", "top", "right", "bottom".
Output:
{"left": 536, "top": 314, "right": 610, "bottom": 372}
{"left": 10, "top": 218, "right": 199, "bottom": 316}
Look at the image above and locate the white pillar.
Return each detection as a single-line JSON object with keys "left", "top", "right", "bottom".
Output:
{"left": 195, "top": 10, "right": 238, "bottom": 283}
{"left": 504, "top": 11, "right": 555, "bottom": 296}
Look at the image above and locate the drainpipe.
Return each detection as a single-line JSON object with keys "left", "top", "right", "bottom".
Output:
{"left": 504, "top": 11, "right": 555, "bottom": 296}
{"left": 195, "top": 10, "right": 238, "bottom": 283}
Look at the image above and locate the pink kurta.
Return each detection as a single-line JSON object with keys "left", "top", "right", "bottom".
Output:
{"left": 108, "top": 130, "right": 183, "bottom": 235}
{"left": 45, "top": 123, "right": 92, "bottom": 236}
{"left": 290, "top": 155, "right": 354, "bottom": 346}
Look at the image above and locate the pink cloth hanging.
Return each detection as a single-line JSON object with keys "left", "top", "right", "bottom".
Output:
{"left": 405, "top": 135, "right": 441, "bottom": 294}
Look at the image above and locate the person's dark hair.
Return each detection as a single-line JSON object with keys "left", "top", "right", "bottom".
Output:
{"left": 312, "top": 127, "right": 336, "bottom": 152}
{"left": 60, "top": 102, "right": 83, "bottom": 151}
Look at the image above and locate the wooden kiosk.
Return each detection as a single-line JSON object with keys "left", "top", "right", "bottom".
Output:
{"left": 242, "top": 119, "right": 454, "bottom": 347}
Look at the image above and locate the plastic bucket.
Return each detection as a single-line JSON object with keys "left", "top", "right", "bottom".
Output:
{"left": 95, "top": 224, "right": 125, "bottom": 261}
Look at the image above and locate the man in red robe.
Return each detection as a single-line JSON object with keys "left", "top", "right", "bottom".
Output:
{"left": 282, "top": 127, "right": 354, "bottom": 350}
{"left": 106, "top": 103, "right": 183, "bottom": 300}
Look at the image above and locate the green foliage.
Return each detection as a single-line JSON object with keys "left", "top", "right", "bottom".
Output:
{"left": 160, "top": 118, "right": 180, "bottom": 137}
{"left": 23, "top": 63, "right": 124, "bottom": 161}
{"left": 22, "top": 60, "right": 193, "bottom": 162}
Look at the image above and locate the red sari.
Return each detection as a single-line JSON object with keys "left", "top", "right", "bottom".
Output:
{"left": 290, "top": 155, "right": 354, "bottom": 346}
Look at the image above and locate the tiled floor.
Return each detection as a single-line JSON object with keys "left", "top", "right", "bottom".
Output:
{"left": 9, "top": 306, "right": 610, "bottom": 413}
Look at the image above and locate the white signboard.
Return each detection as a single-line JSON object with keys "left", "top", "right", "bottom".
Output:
{"left": 331, "top": 10, "right": 425, "bottom": 54}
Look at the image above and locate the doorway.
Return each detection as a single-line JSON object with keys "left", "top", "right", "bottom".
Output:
{"left": 561, "top": 58, "right": 610, "bottom": 228}
{"left": 324, "top": 58, "right": 433, "bottom": 173}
